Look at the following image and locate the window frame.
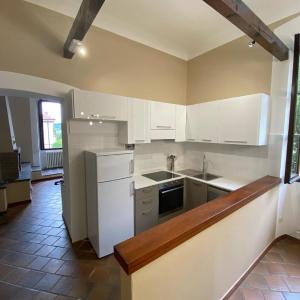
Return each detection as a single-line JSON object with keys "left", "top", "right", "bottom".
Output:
{"left": 285, "top": 33, "right": 300, "bottom": 184}
{"left": 38, "top": 99, "right": 63, "bottom": 151}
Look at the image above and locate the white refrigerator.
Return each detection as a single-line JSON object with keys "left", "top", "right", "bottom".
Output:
{"left": 85, "top": 149, "right": 134, "bottom": 258}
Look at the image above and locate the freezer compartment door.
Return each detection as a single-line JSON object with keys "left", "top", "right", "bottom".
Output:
{"left": 97, "top": 153, "right": 134, "bottom": 182}
{"left": 98, "top": 178, "right": 134, "bottom": 257}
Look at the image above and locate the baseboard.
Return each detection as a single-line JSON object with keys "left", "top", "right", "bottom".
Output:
{"left": 222, "top": 234, "right": 292, "bottom": 300}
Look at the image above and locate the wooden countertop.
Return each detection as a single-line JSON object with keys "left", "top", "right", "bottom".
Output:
{"left": 114, "top": 175, "right": 281, "bottom": 275}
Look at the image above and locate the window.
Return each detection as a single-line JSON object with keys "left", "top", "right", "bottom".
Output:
{"left": 285, "top": 34, "right": 300, "bottom": 183}
{"left": 38, "top": 100, "right": 63, "bottom": 150}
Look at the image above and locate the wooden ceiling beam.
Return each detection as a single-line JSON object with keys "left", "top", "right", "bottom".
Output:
{"left": 202, "top": 0, "right": 289, "bottom": 61}
{"left": 63, "top": 0, "right": 105, "bottom": 59}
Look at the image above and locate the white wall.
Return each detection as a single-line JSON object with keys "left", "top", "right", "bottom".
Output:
{"left": 269, "top": 18, "right": 300, "bottom": 240}
{"left": 8, "top": 96, "right": 33, "bottom": 163}
{"left": 0, "top": 96, "right": 16, "bottom": 152}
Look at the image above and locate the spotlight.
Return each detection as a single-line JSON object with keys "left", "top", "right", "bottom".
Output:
{"left": 248, "top": 40, "right": 256, "bottom": 48}
{"left": 68, "top": 39, "right": 87, "bottom": 57}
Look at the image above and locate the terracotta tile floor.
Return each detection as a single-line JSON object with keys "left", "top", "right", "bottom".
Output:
{"left": 229, "top": 237, "right": 300, "bottom": 300}
{"left": 0, "top": 180, "right": 120, "bottom": 300}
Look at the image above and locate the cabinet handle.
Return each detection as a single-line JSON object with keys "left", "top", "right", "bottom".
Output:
{"left": 202, "top": 139, "right": 212, "bottom": 142}
{"left": 142, "top": 209, "right": 152, "bottom": 215}
{"left": 90, "top": 114, "right": 100, "bottom": 118}
{"left": 224, "top": 140, "right": 248, "bottom": 144}
{"left": 156, "top": 125, "right": 172, "bottom": 129}
{"left": 130, "top": 159, "right": 134, "bottom": 174}
{"left": 99, "top": 115, "right": 116, "bottom": 119}
{"left": 142, "top": 199, "right": 153, "bottom": 205}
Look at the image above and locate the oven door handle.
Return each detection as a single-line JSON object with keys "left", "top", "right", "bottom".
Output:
{"left": 160, "top": 186, "right": 183, "bottom": 194}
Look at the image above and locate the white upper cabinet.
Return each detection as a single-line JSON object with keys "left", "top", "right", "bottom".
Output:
{"left": 219, "top": 94, "right": 270, "bottom": 146}
{"left": 72, "top": 89, "right": 128, "bottom": 121}
{"left": 150, "top": 101, "right": 176, "bottom": 130}
{"left": 175, "top": 105, "right": 186, "bottom": 142}
{"left": 186, "top": 104, "right": 199, "bottom": 142}
{"left": 186, "top": 101, "right": 220, "bottom": 143}
{"left": 150, "top": 101, "right": 176, "bottom": 140}
{"left": 119, "top": 98, "right": 150, "bottom": 144}
{"left": 196, "top": 101, "right": 220, "bottom": 143}
{"left": 186, "top": 93, "right": 270, "bottom": 146}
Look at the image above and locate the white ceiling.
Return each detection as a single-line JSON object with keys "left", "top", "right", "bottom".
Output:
{"left": 25, "top": 0, "right": 300, "bottom": 60}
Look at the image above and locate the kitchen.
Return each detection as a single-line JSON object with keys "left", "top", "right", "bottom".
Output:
{"left": 64, "top": 89, "right": 271, "bottom": 258}
{"left": 0, "top": 1, "right": 300, "bottom": 299}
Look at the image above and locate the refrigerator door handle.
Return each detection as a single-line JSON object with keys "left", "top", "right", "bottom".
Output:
{"left": 130, "top": 159, "right": 134, "bottom": 175}
{"left": 130, "top": 181, "right": 135, "bottom": 196}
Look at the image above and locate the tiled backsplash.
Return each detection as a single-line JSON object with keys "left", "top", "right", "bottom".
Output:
{"left": 69, "top": 121, "right": 272, "bottom": 180}
{"left": 183, "top": 142, "right": 270, "bottom": 180}
{"left": 134, "top": 141, "right": 185, "bottom": 174}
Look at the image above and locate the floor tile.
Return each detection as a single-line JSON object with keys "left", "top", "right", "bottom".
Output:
{"left": 264, "top": 274, "right": 289, "bottom": 291}
{"left": 284, "top": 277, "right": 300, "bottom": 293}
{"left": 34, "top": 273, "right": 61, "bottom": 292}
{"left": 262, "top": 290, "right": 285, "bottom": 300}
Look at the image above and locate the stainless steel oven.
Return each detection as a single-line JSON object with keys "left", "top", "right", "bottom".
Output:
{"left": 159, "top": 179, "right": 184, "bottom": 220}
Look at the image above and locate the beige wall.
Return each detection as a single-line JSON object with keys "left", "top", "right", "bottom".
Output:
{"left": 187, "top": 36, "right": 273, "bottom": 104}
{"left": 187, "top": 14, "right": 300, "bottom": 104}
{"left": 121, "top": 187, "right": 279, "bottom": 300}
{"left": 0, "top": 0, "right": 187, "bottom": 105}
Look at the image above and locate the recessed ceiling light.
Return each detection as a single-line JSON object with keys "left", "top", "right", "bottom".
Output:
{"left": 89, "top": 121, "right": 93, "bottom": 126}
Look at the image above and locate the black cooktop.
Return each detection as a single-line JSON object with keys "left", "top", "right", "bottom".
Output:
{"left": 142, "top": 171, "right": 179, "bottom": 182}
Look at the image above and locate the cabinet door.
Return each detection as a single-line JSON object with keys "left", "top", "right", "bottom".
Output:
{"left": 186, "top": 105, "right": 199, "bottom": 142}
{"left": 197, "top": 101, "right": 220, "bottom": 143}
{"left": 150, "top": 101, "right": 176, "bottom": 130}
{"left": 185, "top": 178, "right": 207, "bottom": 209}
{"left": 135, "top": 186, "right": 158, "bottom": 234}
{"left": 219, "top": 95, "right": 264, "bottom": 145}
{"left": 131, "top": 99, "right": 150, "bottom": 144}
{"left": 72, "top": 89, "right": 128, "bottom": 121}
{"left": 175, "top": 105, "right": 186, "bottom": 142}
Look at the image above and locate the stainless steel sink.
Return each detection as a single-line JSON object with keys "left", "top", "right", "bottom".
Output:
{"left": 193, "top": 173, "right": 220, "bottom": 181}
{"left": 177, "top": 169, "right": 220, "bottom": 181}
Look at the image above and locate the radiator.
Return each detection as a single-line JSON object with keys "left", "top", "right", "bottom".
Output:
{"left": 42, "top": 150, "right": 63, "bottom": 169}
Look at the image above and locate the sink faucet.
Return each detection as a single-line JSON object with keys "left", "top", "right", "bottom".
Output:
{"left": 202, "top": 154, "right": 208, "bottom": 179}
{"left": 168, "top": 154, "right": 176, "bottom": 172}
